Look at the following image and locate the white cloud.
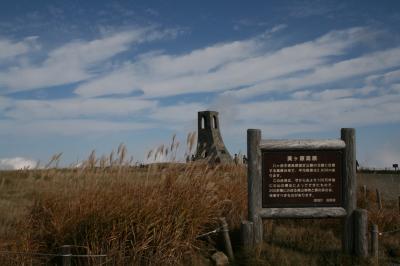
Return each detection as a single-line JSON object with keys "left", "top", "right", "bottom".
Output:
{"left": 382, "top": 69, "right": 400, "bottom": 84}
{"left": 141, "top": 39, "right": 261, "bottom": 78}
{"left": 293, "top": 86, "right": 368, "bottom": 101}
{"left": 311, "top": 88, "right": 354, "bottom": 100}
{"left": 0, "top": 28, "right": 169, "bottom": 93}
{"left": 209, "top": 94, "right": 239, "bottom": 128}
{"left": 0, "top": 37, "right": 39, "bottom": 62}
{"left": 0, "top": 96, "right": 12, "bottom": 110}
{"left": 270, "top": 24, "right": 287, "bottom": 33}
{"left": 0, "top": 157, "right": 37, "bottom": 170}
{"left": 149, "top": 102, "right": 206, "bottom": 124}
{"left": 235, "top": 46, "right": 400, "bottom": 99}
{"left": 45, "top": 30, "right": 143, "bottom": 66}
{"left": 366, "top": 69, "right": 400, "bottom": 85}
{"left": 139, "top": 27, "right": 367, "bottom": 98}
{"left": 6, "top": 97, "right": 157, "bottom": 119}
{"left": 242, "top": 93, "right": 400, "bottom": 124}
{"left": 2, "top": 26, "right": 394, "bottom": 102}
{"left": 73, "top": 64, "right": 139, "bottom": 97}
{"left": 240, "top": 93, "right": 400, "bottom": 130}
{"left": 391, "top": 83, "right": 400, "bottom": 93}
{"left": 0, "top": 64, "right": 89, "bottom": 93}
{"left": 74, "top": 27, "right": 381, "bottom": 99}
{"left": 0, "top": 25, "right": 399, "bottom": 169}
{"left": 141, "top": 86, "right": 400, "bottom": 139}
{"left": 0, "top": 119, "right": 155, "bottom": 136}
{"left": 291, "top": 90, "right": 312, "bottom": 99}
{"left": 74, "top": 39, "right": 261, "bottom": 97}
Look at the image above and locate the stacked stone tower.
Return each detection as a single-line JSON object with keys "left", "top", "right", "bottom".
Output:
{"left": 195, "top": 111, "right": 232, "bottom": 163}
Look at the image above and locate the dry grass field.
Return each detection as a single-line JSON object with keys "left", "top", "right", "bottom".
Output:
{"left": 358, "top": 172, "right": 400, "bottom": 201}
{"left": 0, "top": 144, "right": 399, "bottom": 265}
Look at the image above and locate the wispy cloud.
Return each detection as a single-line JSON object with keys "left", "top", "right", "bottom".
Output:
{"left": 233, "top": 46, "right": 400, "bottom": 99}
{"left": 270, "top": 24, "right": 287, "bottom": 33}
{"left": 391, "top": 83, "right": 400, "bottom": 93}
{"left": 6, "top": 98, "right": 157, "bottom": 120}
{"left": 366, "top": 69, "right": 400, "bottom": 85}
{"left": 149, "top": 102, "right": 206, "bottom": 124}
{"left": 2, "top": 26, "right": 394, "bottom": 102}
{"left": 74, "top": 38, "right": 261, "bottom": 97}
{"left": 237, "top": 93, "right": 400, "bottom": 130}
{"left": 0, "top": 96, "right": 12, "bottom": 111}
{"left": 0, "top": 24, "right": 399, "bottom": 150}
{"left": 74, "top": 27, "right": 389, "bottom": 100}
{"left": 0, "top": 27, "right": 173, "bottom": 93}
{"left": 0, "top": 36, "right": 39, "bottom": 62}
{"left": 1, "top": 95, "right": 158, "bottom": 136}
{"left": 0, "top": 119, "right": 155, "bottom": 136}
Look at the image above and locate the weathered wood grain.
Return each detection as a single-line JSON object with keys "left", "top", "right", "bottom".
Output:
{"left": 247, "top": 129, "right": 263, "bottom": 245}
{"left": 260, "top": 139, "right": 345, "bottom": 150}
{"left": 341, "top": 128, "right": 357, "bottom": 254}
{"left": 258, "top": 207, "right": 346, "bottom": 218}
{"left": 371, "top": 224, "right": 379, "bottom": 259}
{"left": 241, "top": 220, "right": 254, "bottom": 248}
{"left": 354, "top": 209, "right": 368, "bottom": 257}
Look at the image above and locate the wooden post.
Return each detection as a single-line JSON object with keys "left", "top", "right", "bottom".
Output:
{"left": 60, "top": 245, "right": 72, "bottom": 266}
{"left": 376, "top": 189, "right": 382, "bottom": 210}
{"left": 341, "top": 128, "right": 356, "bottom": 254}
{"left": 219, "top": 217, "right": 234, "bottom": 262}
{"left": 253, "top": 214, "right": 263, "bottom": 246}
{"left": 241, "top": 221, "right": 254, "bottom": 248}
{"left": 362, "top": 185, "right": 367, "bottom": 206}
{"left": 354, "top": 209, "right": 368, "bottom": 257}
{"left": 247, "top": 129, "right": 263, "bottom": 245}
{"left": 370, "top": 224, "right": 379, "bottom": 259}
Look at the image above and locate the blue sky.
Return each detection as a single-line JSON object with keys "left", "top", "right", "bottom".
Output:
{"left": 0, "top": 0, "right": 400, "bottom": 169}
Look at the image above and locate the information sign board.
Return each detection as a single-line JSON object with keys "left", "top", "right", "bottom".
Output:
{"left": 262, "top": 150, "right": 342, "bottom": 208}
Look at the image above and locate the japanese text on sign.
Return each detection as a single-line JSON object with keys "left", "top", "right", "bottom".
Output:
{"left": 262, "top": 150, "right": 342, "bottom": 208}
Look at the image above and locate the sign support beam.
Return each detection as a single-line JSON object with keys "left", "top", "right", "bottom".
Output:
{"left": 247, "top": 129, "right": 263, "bottom": 245}
{"left": 341, "top": 128, "right": 357, "bottom": 254}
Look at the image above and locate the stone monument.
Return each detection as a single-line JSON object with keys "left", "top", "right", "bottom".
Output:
{"left": 195, "top": 111, "right": 232, "bottom": 163}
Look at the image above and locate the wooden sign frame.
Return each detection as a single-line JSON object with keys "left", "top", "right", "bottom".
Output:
{"left": 246, "top": 128, "right": 357, "bottom": 254}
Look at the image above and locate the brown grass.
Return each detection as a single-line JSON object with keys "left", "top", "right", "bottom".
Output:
{"left": 0, "top": 140, "right": 247, "bottom": 265}
{"left": 0, "top": 140, "right": 399, "bottom": 265}
{"left": 17, "top": 164, "right": 244, "bottom": 265}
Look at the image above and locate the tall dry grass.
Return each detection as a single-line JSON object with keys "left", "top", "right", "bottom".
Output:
{"left": 0, "top": 137, "right": 399, "bottom": 265}
{"left": 1, "top": 138, "right": 246, "bottom": 265}
{"left": 18, "top": 164, "right": 245, "bottom": 265}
